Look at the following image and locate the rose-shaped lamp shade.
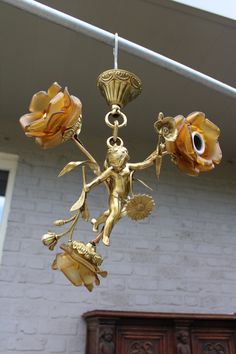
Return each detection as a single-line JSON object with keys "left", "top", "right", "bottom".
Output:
{"left": 166, "top": 112, "right": 222, "bottom": 176}
{"left": 52, "top": 243, "right": 107, "bottom": 291}
{"left": 19, "top": 82, "right": 82, "bottom": 149}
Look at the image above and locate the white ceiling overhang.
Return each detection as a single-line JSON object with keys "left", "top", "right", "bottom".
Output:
{"left": 0, "top": 0, "right": 235, "bottom": 162}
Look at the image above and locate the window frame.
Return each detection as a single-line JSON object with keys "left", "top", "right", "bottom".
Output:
{"left": 0, "top": 152, "right": 18, "bottom": 262}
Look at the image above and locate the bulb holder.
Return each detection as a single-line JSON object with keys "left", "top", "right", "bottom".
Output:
{"left": 97, "top": 69, "right": 142, "bottom": 108}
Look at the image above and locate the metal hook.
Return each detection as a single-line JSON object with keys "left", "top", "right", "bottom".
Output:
{"left": 113, "top": 33, "right": 118, "bottom": 69}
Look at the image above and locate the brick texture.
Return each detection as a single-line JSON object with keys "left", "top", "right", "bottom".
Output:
{"left": 0, "top": 142, "right": 236, "bottom": 354}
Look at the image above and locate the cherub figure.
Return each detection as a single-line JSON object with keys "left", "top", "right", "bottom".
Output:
{"left": 177, "top": 330, "right": 191, "bottom": 354}
{"left": 84, "top": 143, "right": 157, "bottom": 246}
{"left": 99, "top": 328, "right": 115, "bottom": 354}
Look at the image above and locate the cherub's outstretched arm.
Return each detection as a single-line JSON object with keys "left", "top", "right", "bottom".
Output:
{"left": 84, "top": 167, "right": 113, "bottom": 192}
{"left": 128, "top": 150, "right": 157, "bottom": 171}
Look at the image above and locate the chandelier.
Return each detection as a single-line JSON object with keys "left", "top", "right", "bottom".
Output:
{"left": 19, "top": 59, "right": 222, "bottom": 291}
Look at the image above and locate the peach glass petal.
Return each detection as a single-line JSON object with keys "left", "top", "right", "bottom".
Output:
{"left": 26, "top": 116, "right": 49, "bottom": 134}
{"left": 211, "top": 142, "right": 222, "bottom": 164}
{"left": 80, "top": 270, "right": 96, "bottom": 285}
{"left": 62, "top": 265, "right": 83, "bottom": 286}
{"left": 47, "top": 92, "right": 65, "bottom": 118}
{"left": 186, "top": 112, "right": 205, "bottom": 127}
{"left": 175, "top": 115, "right": 185, "bottom": 129}
{"left": 196, "top": 155, "right": 213, "bottom": 166}
{"left": 198, "top": 163, "right": 214, "bottom": 172}
{"left": 46, "top": 112, "right": 65, "bottom": 132}
{"left": 62, "top": 96, "right": 82, "bottom": 129}
{"left": 85, "top": 283, "right": 94, "bottom": 292}
{"left": 62, "top": 266, "right": 83, "bottom": 286}
{"left": 19, "top": 112, "right": 42, "bottom": 130}
{"left": 56, "top": 253, "right": 72, "bottom": 269}
{"left": 176, "top": 124, "right": 194, "bottom": 156}
{"left": 25, "top": 131, "right": 48, "bottom": 137}
{"left": 200, "top": 118, "right": 220, "bottom": 140}
{"left": 29, "top": 91, "right": 50, "bottom": 113}
{"left": 55, "top": 254, "right": 83, "bottom": 286}
{"left": 176, "top": 156, "right": 199, "bottom": 176}
{"left": 36, "top": 130, "right": 63, "bottom": 149}
{"left": 47, "top": 82, "right": 62, "bottom": 98}
{"left": 63, "top": 87, "right": 71, "bottom": 108}
{"left": 95, "top": 276, "right": 100, "bottom": 286}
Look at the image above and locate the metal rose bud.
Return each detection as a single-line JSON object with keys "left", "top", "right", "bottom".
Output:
{"left": 41, "top": 232, "right": 58, "bottom": 251}
{"left": 53, "top": 220, "right": 66, "bottom": 226}
{"left": 154, "top": 115, "right": 177, "bottom": 142}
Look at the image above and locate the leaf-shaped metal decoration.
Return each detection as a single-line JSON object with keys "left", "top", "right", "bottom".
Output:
{"left": 155, "top": 155, "right": 162, "bottom": 179}
{"left": 58, "top": 161, "right": 87, "bottom": 177}
{"left": 70, "top": 190, "right": 86, "bottom": 211}
{"left": 87, "top": 161, "right": 101, "bottom": 175}
{"left": 81, "top": 203, "right": 90, "bottom": 221}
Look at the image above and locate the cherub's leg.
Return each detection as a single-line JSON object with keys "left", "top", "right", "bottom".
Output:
{"left": 91, "top": 210, "right": 109, "bottom": 232}
{"left": 102, "top": 197, "right": 121, "bottom": 246}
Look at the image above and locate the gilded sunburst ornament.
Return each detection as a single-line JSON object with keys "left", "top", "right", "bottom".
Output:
{"left": 126, "top": 194, "right": 155, "bottom": 221}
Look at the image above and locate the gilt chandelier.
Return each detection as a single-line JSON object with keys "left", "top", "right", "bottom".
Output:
{"left": 19, "top": 37, "right": 222, "bottom": 291}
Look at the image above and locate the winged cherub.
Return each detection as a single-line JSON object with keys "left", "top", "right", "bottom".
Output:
{"left": 84, "top": 143, "right": 157, "bottom": 246}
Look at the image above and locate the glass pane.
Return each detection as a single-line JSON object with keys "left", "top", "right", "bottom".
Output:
{"left": 0, "top": 196, "right": 5, "bottom": 223}
{"left": 0, "top": 170, "right": 9, "bottom": 223}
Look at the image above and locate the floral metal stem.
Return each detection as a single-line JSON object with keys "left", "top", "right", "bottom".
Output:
{"left": 56, "top": 211, "right": 81, "bottom": 241}
{"left": 68, "top": 212, "right": 80, "bottom": 243}
{"left": 72, "top": 136, "right": 100, "bottom": 172}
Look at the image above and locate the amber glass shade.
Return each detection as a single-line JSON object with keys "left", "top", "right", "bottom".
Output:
{"left": 52, "top": 242, "right": 107, "bottom": 291}
{"left": 166, "top": 112, "right": 222, "bottom": 176}
{"left": 19, "top": 82, "right": 82, "bottom": 149}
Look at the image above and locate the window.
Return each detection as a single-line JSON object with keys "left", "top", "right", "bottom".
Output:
{"left": 0, "top": 170, "right": 9, "bottom": 223}
{"left": 0, "top": 153, "right": 18, "bottom": 262}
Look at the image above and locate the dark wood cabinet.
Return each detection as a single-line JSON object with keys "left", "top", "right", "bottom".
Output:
{"left": 83, "top": 311, "right": 236, "bottom": 354}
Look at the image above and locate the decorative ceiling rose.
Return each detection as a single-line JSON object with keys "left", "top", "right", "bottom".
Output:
{"left": 19, "top": 67, "right": 222, "bottom": 291}
{"left": 97, "top": 69, "right": 142, "bottom": 108}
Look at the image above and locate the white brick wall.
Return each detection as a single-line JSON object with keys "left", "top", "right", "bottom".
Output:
{"left": 0, "top": 142, "right": 236, "bottom": 354}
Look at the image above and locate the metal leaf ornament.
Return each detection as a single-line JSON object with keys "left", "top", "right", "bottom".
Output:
{"left": 58, "top": 160, "right": 99, "bottom": 177}
{"left": 58, "top": 161, "right": 87, "bottom": 177}
{"left": 70, "top": 190, "right": 87, "bottom": 212}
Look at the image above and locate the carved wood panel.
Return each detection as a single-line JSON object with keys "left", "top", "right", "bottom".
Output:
{"left": 191, "top": 330, "right": 236, "bottom": 354}
{"left": 117, "top": 328, "right": 171, "bottom": 354}
{"left": 127, "top": 340, "right": 154, "bottom": 353}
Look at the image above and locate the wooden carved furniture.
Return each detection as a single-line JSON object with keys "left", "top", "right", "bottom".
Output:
{"left": 83, "top": 311, "right": 236, "bottom": 354}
